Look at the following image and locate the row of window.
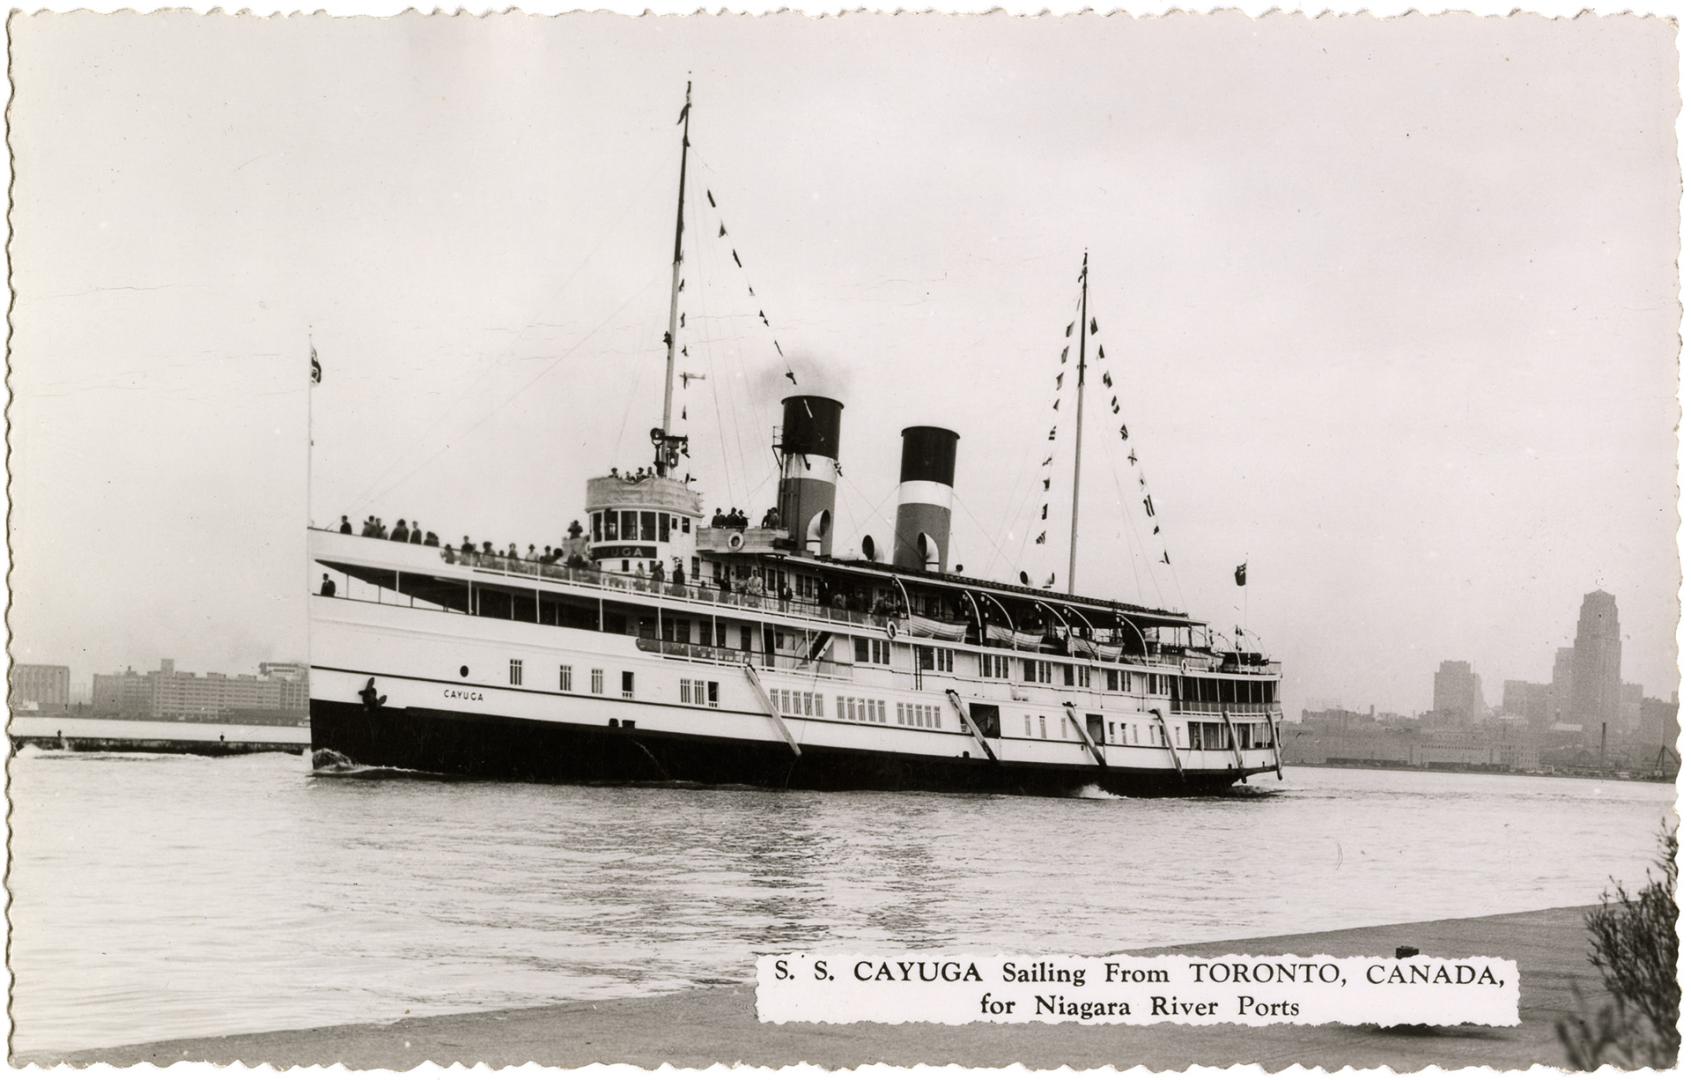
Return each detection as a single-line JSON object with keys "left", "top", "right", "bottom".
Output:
{"left": 680, "top": 678, "right": 722, "bottom": 708}
{"left": 1019, "top": 713, "right": 1170, "bottom": 747}
{"left": 838, "top": 696, "right": 888, "bottom": 724}
{"left": 510, "top": 658, "right": 1260, "bottom": 747}
{"left": 511, "top": 661, "right": 616, "bottom": 699}
{"left": 591, "top": 509, "right": 692, "bottom": 544}
{"left": 898, "top": 702, "right": 945, "bottom": 730}
{"left": 853, "top": 638, "right": 892, "bottom": 666}
{"left": 774, "top": 688, "right": 825, "bottom": 718}
{"left": 845, "top": 637, "right": 1199, "bottom": 700}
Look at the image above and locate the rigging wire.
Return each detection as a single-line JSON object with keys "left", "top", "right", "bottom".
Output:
{"left": 344, "top": 149, "right": 672, "bottom": 511}
{"left": 352, "top": 266, "right": 666, "bottom": 512}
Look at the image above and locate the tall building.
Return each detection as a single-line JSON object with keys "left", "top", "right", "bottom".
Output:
{"left": 1569, "top": 590, "right": 1623, "bottom": 741}
{"left": 1433, "top": 660, "right": 1484, "bottom": 725}
{"left": 1501, "top": 680, "right": 1551, "bottom": 729}
{"left": 91, "top": 659, "right": 307, "bottom": 720}
{"left": 9, "top": 663, "right": 70, "bottom": 710}
{"left": 1550, "top": 646, "right": 1576, "bottom": 727}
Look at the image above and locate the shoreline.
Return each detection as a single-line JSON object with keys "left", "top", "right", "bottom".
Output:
{"left": 1286, "top": 759, "right": 1672, "bottom": 784}
{"left": 35, "top": 905, "right": 1600, "bottom": 1070}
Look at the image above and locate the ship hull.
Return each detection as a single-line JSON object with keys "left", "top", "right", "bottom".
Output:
{"left": 310, "top": 697, "right": 1242, "bottom": 796}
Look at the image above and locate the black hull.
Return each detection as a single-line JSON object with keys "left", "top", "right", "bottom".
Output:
{"left": 311, "top": 699, "right": 1247, "bottom": 797}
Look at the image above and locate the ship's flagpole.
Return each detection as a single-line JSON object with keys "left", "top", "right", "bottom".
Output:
{"left": 657, "top": 81, "right": 692, "bottom": 476}
{"left": 1066, "top": 252, "right": 1088, "bottom": 593}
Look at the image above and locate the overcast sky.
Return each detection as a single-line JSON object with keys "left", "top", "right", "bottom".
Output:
{"left": 9, "top": 12, "right": 1679, "bottom": 716}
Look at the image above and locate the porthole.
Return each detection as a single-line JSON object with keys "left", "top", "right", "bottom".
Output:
{"left": 459, "top": 665, "right": 470, "bottom": 678}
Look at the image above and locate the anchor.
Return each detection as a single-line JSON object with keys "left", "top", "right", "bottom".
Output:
{"left": 358, "top": 677, "right": 388, "bottom": 710}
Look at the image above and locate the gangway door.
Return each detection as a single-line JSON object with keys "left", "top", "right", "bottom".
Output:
{"left": 1220, "top": 705, "right": 1247, "bottom": 780}
{"left": 1149, "top": 707, "right": 1185, "bottom": 782}
{"left": 1061, "top": 703, "right": 1108, "bottom": 768}
{"left": 944, "top": 690, "right": 999, "bottom": 763}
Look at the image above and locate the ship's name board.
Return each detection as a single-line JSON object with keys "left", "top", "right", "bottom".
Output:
{"left": 593, "top": 545, "right": 658, "bottom": 560}
{"left": 444, "top": 689, "right": 485, "bottom": 702}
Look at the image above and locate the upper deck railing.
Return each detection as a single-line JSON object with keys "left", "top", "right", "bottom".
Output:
{"left": 313, "top": 528, "right": 1274, "bottom": 676}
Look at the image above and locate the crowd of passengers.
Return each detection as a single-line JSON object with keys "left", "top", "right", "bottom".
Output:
{"left": 340, "top": 514, "right": 595, "bottom": 567}
{"left": 707, "top": 507, "right": 781, "bottom": 530}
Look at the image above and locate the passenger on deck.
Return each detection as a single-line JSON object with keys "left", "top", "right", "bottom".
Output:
{"left": 391, "top": 519, "right": 411, "bottom": 543}
{"left": 339, "top": 515, "right": 352, "bottom": 534}
{"left": 320, "top": 574, "right": 337, "bottom": 597}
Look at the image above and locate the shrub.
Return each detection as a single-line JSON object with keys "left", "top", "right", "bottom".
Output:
{"left": 1556, "top": 822, "right": 1679, "bottom": 1069}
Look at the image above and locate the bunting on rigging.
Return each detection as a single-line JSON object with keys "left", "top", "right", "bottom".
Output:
{"left": 698, "top": 181, "right": 801, "bottom": 388}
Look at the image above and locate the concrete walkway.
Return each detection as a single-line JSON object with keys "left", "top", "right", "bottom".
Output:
{"left": 41, "top": 906, "right": 1599, "bottom": 1070}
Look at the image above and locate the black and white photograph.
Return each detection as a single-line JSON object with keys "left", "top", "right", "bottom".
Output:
{"left": 4, "top": 6, "right": 1682, "bottom": 1070}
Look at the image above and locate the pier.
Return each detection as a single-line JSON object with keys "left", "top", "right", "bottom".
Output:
{"left": 10, "top": 716, "right": 309, "bottom": 757}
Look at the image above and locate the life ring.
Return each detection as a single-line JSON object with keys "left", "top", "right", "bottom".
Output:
{"left": 727, "top": 531, "right": 745, "bottom": 551}
{"left": 885, "top": 620, "right": 899, "bottom": 641}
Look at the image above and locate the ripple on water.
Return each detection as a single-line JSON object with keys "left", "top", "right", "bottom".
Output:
{"left": 6, "top": 752, "right": 1674, "bottom": 1056}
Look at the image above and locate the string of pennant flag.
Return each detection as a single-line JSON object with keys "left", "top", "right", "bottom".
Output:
{"left": 665, "top": 103, "right": 802, "bottom": 430}
{"left": 1032, "top": 255, "right": 1174, "bottom": 570}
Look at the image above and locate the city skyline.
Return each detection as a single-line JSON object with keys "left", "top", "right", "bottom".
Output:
{"left": 8, "top": 14, "right": 1680, "bottom": 720}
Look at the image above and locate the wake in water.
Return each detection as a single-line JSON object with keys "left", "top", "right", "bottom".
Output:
{"left": 1071, "top": 781, "right": 1285, "bottom": 800}
{"left": 308, "top": 747, "right": 453, "bottom": 781}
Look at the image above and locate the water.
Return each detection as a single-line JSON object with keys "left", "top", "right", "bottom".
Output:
{"left": 8, "top": 750, "right": 1674, "bottom": 1056}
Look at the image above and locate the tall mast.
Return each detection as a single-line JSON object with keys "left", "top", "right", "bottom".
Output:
{"left": 1066, "top": 251, "right": 1088, "bottom": 592}
{"left": 657, "top": 80, "right": 692, "bottom": 476}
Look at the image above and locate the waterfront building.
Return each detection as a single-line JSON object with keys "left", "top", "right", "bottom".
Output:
{"left": 91, "top": 659, "right": 307, "bottom": 721}
{"left": 1639, "top": 694, "right": 1679, "bottom": 754}
{"left": 1620, "top": 682, "right": 1644, "bottom": 734}
{"left": 9, "top": 663, "right": 70, "bottom": 710}
{"left": 1432, "top": 660, "right": 1484, "bottom": 725}
{"left": 1569, "top": 590, "right": 1623, "bottom": 742}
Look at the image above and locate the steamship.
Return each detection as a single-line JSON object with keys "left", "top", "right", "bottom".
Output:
{"left": 307, "top": 88, "right": 1285, "bottom": 797}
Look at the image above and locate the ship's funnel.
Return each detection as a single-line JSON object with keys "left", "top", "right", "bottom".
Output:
{"left": 776, "top": 395, "right": 843, "bottom": 555}
{"left": 892, "top": 425, "right": 959, "bottom": 573}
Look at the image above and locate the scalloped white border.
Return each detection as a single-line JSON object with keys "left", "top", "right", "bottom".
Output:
{"left": 2, "top": 2, "right": 1684, "bottom": 1077}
